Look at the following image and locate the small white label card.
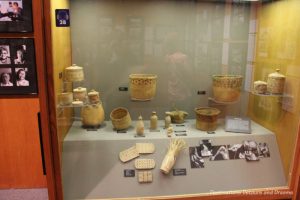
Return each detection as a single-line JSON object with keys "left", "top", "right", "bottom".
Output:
{"left": 225, "top": 116, "right": 251, "bottom": 134}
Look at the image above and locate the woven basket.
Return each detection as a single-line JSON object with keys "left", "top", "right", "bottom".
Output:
{"left": 129, "top": 74, "right": 157, "bottom": 101}
{"left": 110, "top": 107, "right": 131, "bottom": 130}
{"left": 195, "top": 107, "right": 220, "bottom": 131}
{"left": 212, "top": 75, "right": 243, "bottom": 102}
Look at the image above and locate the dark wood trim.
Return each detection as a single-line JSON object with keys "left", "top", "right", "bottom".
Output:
{"left": 289, "top": 122, "right": 300, "bottom": 192}
{"left": 32, "top": 0, "right": 57, "bottom": 199}
{"left": 0, "top": 33, "right": 33, "bottom": 38}
{"left": 43, "top": 0, "right": 64, "bottom": 199}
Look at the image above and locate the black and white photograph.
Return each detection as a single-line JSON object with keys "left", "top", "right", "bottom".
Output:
{"left": 257, "top": 142, "right": 270, "bottom": 158}
{"left": 15, "top": 67, "right": 28, "bottom": 86}
{"left": 0, "top": 68, "right": 13, "bottom": 86}
{"left": 210, "top": 145, "right": 229, "bottom": 161}
{"left": 228, "top": 144, "right": 245, "bottom": 159}
{"left": 0, "top": 0, "right": 32, "bottom": 32}
{"left": 189, "top": 146, "right": 204, "bottom": 168}
{"left": 0, "top": 38, "right": 37, "bottom": 95}
{"left": 0, "top": 45, "right": 11, "bottom": 64}
{"left": 243, "top": 140, "right": 260, "bottom": 161}
{"left": 13, "top": 44, "right": 26, "bottom": 64}
{"left": 0, "top": 0, "right": 23, "bottom": 21}
{"left": 200, "top": 139, "right": 213, "bottom": 157}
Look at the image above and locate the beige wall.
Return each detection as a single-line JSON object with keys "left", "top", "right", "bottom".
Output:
{"left": 51, "top": 0, "right": 73, "bottom": 163}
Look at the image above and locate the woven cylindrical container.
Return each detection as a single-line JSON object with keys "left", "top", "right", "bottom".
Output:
{"left": 267, "top": 69, "right": 285, "bottom": 94}
{"left": 212, "top": 75, "right": 243, "bottom": 102}
{"left": 88, "top": 89, "right": 100, "bottom": 104}
{"left": 73, "top": 87, "right": 87, "bottom": 102}
{"left": 253, "top": 80, "right": 267, "bottom": 94}
{"left": 195, "top": 107, "right": 220, "bottom": 131}
{"left": 110, "top": 107, "right": 132, "bottom": 130}
{"left": 129, "top": 74, "right": 157, "bottom": 101}
{"left": 58, "top": 92, "right": 73, "bottom": 105}
{"left": 65, "top": 64, "right": 84, "bottom": 82}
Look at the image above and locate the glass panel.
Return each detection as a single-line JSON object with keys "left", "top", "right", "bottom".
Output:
{"left": 51, "top": 0, "right": 299, "bottom": 199}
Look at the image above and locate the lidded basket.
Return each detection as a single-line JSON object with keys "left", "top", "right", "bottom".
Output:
{"left": 73, "top": 87, "right": 87, "bottom": 102}
{"left": 110, "top": 107, "right": 132, "bottom": 130}
{"left": 65, "top": 64, "right": 84, "bottom": 82}
{"left": 267, "top": 69, "right": 285, "bottom": 94}
{"left": 88, "top": 89, "right": 100, "bottom": 104}
{"left": 129, "top": 74, "right": 157, "bottom": 101}
{"left": 195, "top": 107, "right": 220, "bottom": 131}
{"left": 212, "top": 75, "right": 243, "bottom": 102}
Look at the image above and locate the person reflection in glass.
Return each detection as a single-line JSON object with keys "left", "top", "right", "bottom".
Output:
{"left": 0, "top": 72, "right": 13, "bottom": 86}
{"left": 16, "top": 68, "right": 29, "bottom": 86}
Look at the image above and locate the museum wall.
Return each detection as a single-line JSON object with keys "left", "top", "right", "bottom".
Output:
{"left": 248, "top": 0, "right": 300, "bottom": 179}
{"left": 69, "top": 0, "right": 253, "bottom": 120}
{"left": 51, "top": 0, "right": 72, "bottom": 162}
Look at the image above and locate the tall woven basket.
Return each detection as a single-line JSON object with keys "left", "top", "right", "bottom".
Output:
{"left": 212, "top": 75, "right": 243, "bottom": 102}
{"left": 129, "top": 74, "right": 157, "bottom": 101}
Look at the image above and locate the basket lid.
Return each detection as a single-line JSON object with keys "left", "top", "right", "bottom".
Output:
{"left": 254, "top": 80, "right": 267, "bottom": 85}
{"left": 195, "top": 107, "right": 220, "bottom": 116}
{"left": 268, "top": 69, "right": 285, "bottom": 78}
{"left": 129, "top": 74, "right": 157, "bottom": 79}
{"left": 66, "top": 64, "right": 82, "bottom": 70}
{"left": 73, "top": 87, "right": 87, "bottom": 92}
{"left": 88, "top": 89, "right": 99, "bottom": 96}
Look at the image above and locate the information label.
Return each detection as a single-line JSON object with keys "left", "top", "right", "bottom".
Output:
{"left": 173, "top": 168, "right": 187, "bottom": 176}
{"left": 124, "top": 169, "right": 135, "bottom": 177}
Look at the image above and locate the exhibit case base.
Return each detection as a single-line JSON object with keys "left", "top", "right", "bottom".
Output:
{"left": 62, "top": 120, "right": 286, "bottom": 199}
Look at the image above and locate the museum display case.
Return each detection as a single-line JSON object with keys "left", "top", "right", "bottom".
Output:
{"left": 43, "top": 0, "right": 300, "bottom": 199}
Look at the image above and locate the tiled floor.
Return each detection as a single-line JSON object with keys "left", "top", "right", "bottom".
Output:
{"left": 0, "top": 189, "right": 48, "bottom": 200}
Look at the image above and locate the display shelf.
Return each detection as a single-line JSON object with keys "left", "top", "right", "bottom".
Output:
{"left": 251, "top": 91, "right": 284, "bottom": 97}
{"left": 62, "top": 119, "right": 286, "bottom": 199}
{"left": 57, "top": 102, "right": 102, "bottom": 109}
{"left": 208, "top": 97, "right": 240, "bottom": 105}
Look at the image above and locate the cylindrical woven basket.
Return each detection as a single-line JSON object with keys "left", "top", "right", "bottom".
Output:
{"left": 110, "top": 107, "right": 132, "bottom": 130}
{"left": 129, "top": 74, "right": 157, "bottom": 101}
{"left": 212, "top": 75, "right": 243, "bottom": 102}
{"left": 195, "top": 107, "right": 220, "bottom": 131}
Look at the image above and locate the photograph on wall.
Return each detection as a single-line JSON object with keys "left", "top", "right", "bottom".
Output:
{"left": 0, "top": 38, "right": 37, "bottom": 95}
{"left": 210, "top": 145, "right": 229, "bottom": 161}
{"left": 189, "top": 146, "right": 205, "bottom": 168}
{"left": 243, "top": 140, "right": 260, "bottom": 161}
{"left": 0, "top": 45, "right": 11, "bottom": 64}
{"left": 0, "top": 0, "right": 33, "bottom": 32}
{"left": 257, "top": 142, "right": 270, "bottom": 158}
{"left": 0, "top": 67, "right": 13, "bottom": 86}
{"left": 228, "top": 144, "right": 245, "bottom": 160}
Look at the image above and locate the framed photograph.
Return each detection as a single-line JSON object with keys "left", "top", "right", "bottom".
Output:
{"left": 0, "top": 38, "right": 37, "bottom": 95}
{"left": 0, "top": 0, "right": 33, "bottom": 32}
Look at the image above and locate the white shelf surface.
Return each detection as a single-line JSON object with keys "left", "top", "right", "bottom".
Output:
{"left": 64, "top": 119, "right": 274, "bottom": 141}
{"left": 62, "top": 119, "right": 287, "bottom": 199}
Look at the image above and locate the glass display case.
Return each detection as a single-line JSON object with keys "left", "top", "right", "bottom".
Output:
{"left": 45, "top": 0, "right": 300, "bottom": 199}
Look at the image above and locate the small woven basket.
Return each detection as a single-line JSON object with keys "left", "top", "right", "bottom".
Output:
{"left": 212, "top": 75, "right": 243, "bottom": 102}
{"left": 195, "top": 107, "right": 220, "bottom": 131}
{"left": 129, "top": 74, "right": 157, "bottom": 101}
{"left": 110, "top": 107, "right": 131, "bottom": 130}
